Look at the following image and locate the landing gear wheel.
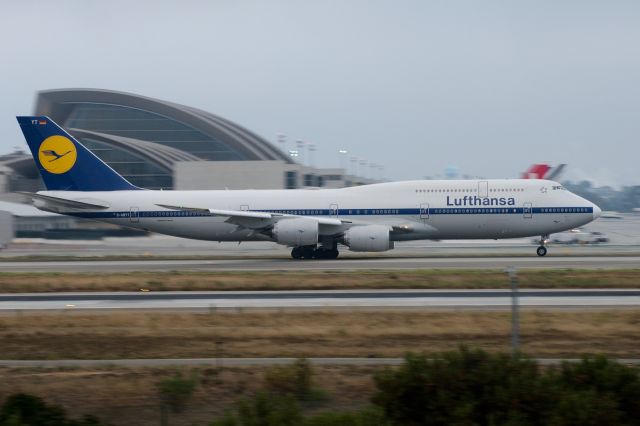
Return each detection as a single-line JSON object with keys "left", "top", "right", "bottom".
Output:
{"left": 291, "top": 246, "right": 339, "bottom": 260}
{"left": 291, "top": 247, "right": 303, "bottom": 259}
{"left": 326, "top": 249, "right": 339, "bottom": 259}
{"left": 301, "top": 246, "right": 316, "bottom": 260}
{"left": 315, "top": 248, "right": 339, "bottom": 259}
{"left": 536, "top": 246, "right": 547, "bottom": 257}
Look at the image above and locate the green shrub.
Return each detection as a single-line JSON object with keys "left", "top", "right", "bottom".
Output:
{"left": 210, "top": 392, "right": 302, "bottom": 426}
{"left": 210, "top": 348, "right": 640, "bottom": 425}
{"left": 264, "top": 358, "right": 317, "bottom": 400}
{"left": 0, "top": 393, "right": 104, "bottom": 426}
{"left": 373, "top": 347, "right": 551, "bottom": 426}
{"left": 547, "top": 355, "right": 640, "bottom": 425}
{"left": 372, "top": 347, "right": 640, "bottom": 426}
{"left": 158, "top": 373, "right": 198, "bottom": 413}
{"left": 304, "top": 406, "right": 389, "bottom": 426}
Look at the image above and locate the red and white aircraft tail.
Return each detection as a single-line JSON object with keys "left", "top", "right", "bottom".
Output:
{"left": 521, "top": 164, "right": 566, "bottom": 180}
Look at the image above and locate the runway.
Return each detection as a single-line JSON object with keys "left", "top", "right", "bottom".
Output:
{"left": 2, "top": 289, "right": 640, "bottom": 311}
{"left": 1, "top": 255, "right": 639, "bottom": 272}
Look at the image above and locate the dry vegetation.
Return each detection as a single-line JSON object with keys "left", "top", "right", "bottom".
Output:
{"left": 0, "top": 270, "right": 637, "bottom": 425}
{"left": 0, "top": 310, "right": 638, "bottom": 360}
{"left": 0, "top": 364, "right": 379, "bottom": 426}
{"left": 0, "top": 269, "right": 639, "bottom": 292}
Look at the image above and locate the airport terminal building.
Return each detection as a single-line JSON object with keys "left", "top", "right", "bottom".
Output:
{"left": 0, "top": 88, "right": 370, "bottom": 239}
{"left": 0, "top": 88, "right": 365, "bottom": 196}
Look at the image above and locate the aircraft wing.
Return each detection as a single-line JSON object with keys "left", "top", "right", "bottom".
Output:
{"left": 156, "top": 204, "right": 348, "bottom": 230}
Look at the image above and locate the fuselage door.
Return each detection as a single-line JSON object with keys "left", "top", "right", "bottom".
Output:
{"left": 523, "top": 202, "right": 533, "bottom": 219}
{"left": 330, "top": 203, "right": 339, "bottom": 217}
{"left": 478, "top": 181, "right": 488, "bottom": 198}
{"left": 420, "top": 203, "right": 430, "bottom": 220}
{"left": 130, "top": 207, "right": 139, "bottom": 223}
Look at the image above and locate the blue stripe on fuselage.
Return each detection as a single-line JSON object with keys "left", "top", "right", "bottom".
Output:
{"left": 65, "top": 206, "right": 593, "bottom": 219}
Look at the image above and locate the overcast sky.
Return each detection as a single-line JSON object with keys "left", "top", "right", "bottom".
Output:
{"left": 1, "top": 1, "right": 638, "bottom": 186}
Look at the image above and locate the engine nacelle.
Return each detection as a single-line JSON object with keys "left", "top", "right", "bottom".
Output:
{"left": 273, "top": 218, "right": 319, "bottom": 246}
{"left": 344, "top": 225, "right": 393, "bottom": 252}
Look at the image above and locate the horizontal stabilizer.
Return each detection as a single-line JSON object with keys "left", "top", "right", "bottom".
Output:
{"left": 20, "top": 192, "right": 110, "bottom": 210}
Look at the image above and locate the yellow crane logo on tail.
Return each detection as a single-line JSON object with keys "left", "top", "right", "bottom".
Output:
{"left": 38, "top": 135, "right": 77, "bottom": 174}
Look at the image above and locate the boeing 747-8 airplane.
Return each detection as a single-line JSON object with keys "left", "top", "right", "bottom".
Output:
{"left": 17, "top": 116, "right": 601, "bottom": 259}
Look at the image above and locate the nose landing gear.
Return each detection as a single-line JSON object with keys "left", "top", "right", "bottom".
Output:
{"left": 536, "top": 235, "right": 549, "bottom": 257}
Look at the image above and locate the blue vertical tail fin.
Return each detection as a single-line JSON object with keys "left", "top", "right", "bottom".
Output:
{"left": 16, "top": 116, "right": 140, "bottom": 191}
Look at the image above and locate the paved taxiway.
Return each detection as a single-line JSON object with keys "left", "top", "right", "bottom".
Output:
{"left": 2, "top": 255, "right": 640, "bottom": 272}
{"left": 2, "top": 289, "right": 639, "bottom": 311}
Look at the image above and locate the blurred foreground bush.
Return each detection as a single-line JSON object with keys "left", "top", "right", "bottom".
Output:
{"left": 264, "top": 358, "right": 326, "bottom": 402}
{"left": 3, "top": 348, "right": 639, "bottom": 426}
{"left": 157, "top": 373, "right": 198, "bottom": 413}
{"left": 0, "top": 393, "right": 103, "bottom": 426}
{"left": 264, "top": 358, "right": 312, "bottom": 398}
{"left": 211, "top": 392, "right": 302, "bottom": 426}
{"left": 214, "top": 348, "right": 640, "bottom": 426}
{"left": 373, "top": 347, "right": 640, "bottom": 426}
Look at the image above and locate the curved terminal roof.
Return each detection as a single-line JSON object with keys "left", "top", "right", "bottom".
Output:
{"left": 71, "top": 129, "right": 202, "bottom": 170}
{"left": 4, "top": 88, "right": 293, "bottom": 189}
{"left": 0, "top": 152, "right": 39, "bottom": 179}
{"left": 36, "top": 89, "right": 292, "bottom": 163}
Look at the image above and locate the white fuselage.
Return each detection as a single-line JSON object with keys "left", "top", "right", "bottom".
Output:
{"left": 37, "top": 179, "right": 599, "bottom": 245}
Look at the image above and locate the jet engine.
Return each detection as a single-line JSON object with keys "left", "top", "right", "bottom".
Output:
{"left": 344, "top": 225, "right": 393, "bottom": 252}
{"left": 273, "top": 218, "right": 319, "bottom": 246}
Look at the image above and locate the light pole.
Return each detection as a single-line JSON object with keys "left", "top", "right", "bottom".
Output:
{"left": 277, "top": 133, "right": 287, "bottom": 154}
{"left": 308, "top": 143, "right": 316, "bottom": 167}
{"left": 350, "top": 157, "right": 358, "bottom": 176}
{"left": 296, "top": 140, "right": 305, "bottom": 165}
{"left": 216, "top": 341, "right": 224, "bottom": 369}
{"left": 505, "top": 267, "right": 520, "bottom": 357}
{"left": 338, "top": 149, "right": 348, "bottom": 171}
{"left": 369, "top": 163, "right": 377, "bottom": 181}
{"left": 359, "top": 159, "right": 368, "bottom": 179}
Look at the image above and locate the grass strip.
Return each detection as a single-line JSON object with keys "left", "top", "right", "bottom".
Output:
{"left": 0, "top": 310, "right": 638, "bottom": 360}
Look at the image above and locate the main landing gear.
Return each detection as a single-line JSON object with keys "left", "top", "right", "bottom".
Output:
{"left": 291, "top": 245, "right": 339, "bottom": 260}
{"left": 536, "top": 235, "right": 549, "bottom": 257}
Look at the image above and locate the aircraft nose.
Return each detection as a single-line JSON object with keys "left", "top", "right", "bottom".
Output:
{"left": 592, "top": 204, "right": 602, "bottom": 219}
